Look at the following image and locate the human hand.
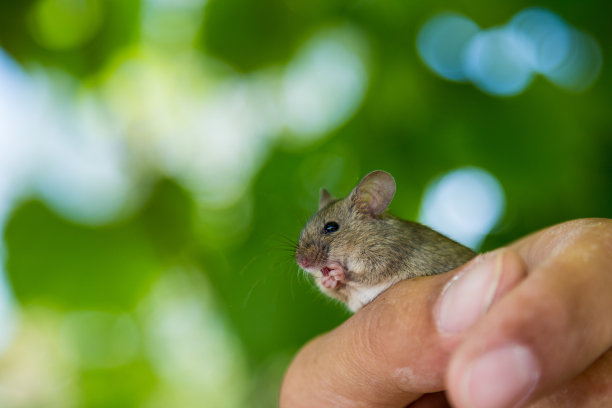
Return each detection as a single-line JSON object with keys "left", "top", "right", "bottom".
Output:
{"left": 279, "top": 218, "right": 612, "bottom": 407}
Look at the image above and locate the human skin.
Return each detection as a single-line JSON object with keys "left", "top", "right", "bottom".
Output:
{"left": 279, "top": 218, "right": 612, "bottom": 408}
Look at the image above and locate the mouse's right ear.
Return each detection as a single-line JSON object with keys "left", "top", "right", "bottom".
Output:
{"left": 319, "top": 188, "right": 335, "bottom": 210}
{"left": 351, "top": 171, "right": 396, "bottom": 216}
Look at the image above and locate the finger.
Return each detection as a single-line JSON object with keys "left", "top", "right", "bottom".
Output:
{"left": 446, "top": 219, "right": 612, "bottom": 408}
{"left": 280, "top": 272, "right": 451, "bottom": 408}
{"left": 280, "top": 250, "right": 526, "bottom": 408}
{"left": 434, "top": 249, "right": 527, "bottom": 338}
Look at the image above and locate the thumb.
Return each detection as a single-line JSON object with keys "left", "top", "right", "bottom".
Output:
{"left": 445, "top": 219, "right": 612, "bottom": 408}
{"left": 281, "top": 273, "right": 451, "bottom": 408}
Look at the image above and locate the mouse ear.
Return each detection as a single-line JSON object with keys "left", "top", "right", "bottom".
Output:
{"left": 319, "top": 188, "right": 335, "bottom": 210}
{"left": 351, "top": 171, "right": 396, "bottom": 216}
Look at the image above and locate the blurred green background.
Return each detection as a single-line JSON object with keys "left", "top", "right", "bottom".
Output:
{"left": 0, "top": 0, "right": 610, "bottom": 407}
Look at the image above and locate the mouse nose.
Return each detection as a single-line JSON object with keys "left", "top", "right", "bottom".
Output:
{"left": 297, "top": 255, "right": 310, "bottom": 268}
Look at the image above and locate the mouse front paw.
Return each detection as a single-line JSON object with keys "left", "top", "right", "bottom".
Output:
{"left": 320, "top": 262, "right": 346, "bottom": 289}
{"left": 321, "top": 274, "right": 339, "bottom": 289}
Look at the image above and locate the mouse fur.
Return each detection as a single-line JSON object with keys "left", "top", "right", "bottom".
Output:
{"left": 295, "top": 170, "right": 476, "bottom": 312}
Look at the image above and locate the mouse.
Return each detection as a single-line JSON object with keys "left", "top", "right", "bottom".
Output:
{"left": 295, "top": 170, "right": 476, "bottom": 312}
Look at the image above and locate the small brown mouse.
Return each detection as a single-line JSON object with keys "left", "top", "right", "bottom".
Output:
{"left": 295, "top": 170, "right": 476, "bottom": 312}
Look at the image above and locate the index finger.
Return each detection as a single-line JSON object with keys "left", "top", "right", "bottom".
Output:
{"left": 280, "top": 273, "right": 451, "bottom": 408}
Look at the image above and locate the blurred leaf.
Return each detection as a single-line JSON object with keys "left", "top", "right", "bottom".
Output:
{"left": 140, "top": 178, "right": 196, "bottom": 261}
{"left": 202, "top": 0, "right": 352, "bottom": 71}
{"left": 0, "top": 0, "right": 141, "bottom": 76}
{"left": 4, "top": 200, "right": 160, "bottom": 310}
{"left": 78, "top": 360, "right": 157, "bottom": 408}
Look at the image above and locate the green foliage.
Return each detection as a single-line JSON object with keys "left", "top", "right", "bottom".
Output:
{"left": 5, "top": 199, "right": 161, "bottom": 310}
{"left": 78, "top": 361, "right": 157, "bottom": 408}
{"left": 4, "top": 179, "right": 195, "bottom": 311}
{"left": 0, "top": 0, "right": 141, "bottom": 76}
{"left": 202, "top": 0, "right": 354, "bottom": 71}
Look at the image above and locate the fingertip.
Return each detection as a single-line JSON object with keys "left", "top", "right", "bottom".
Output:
{"left": 446, "top": 343, "right": 540, "bottom": 408}
{"left": 434, "top": 249, "right": 527, "bottom": 336}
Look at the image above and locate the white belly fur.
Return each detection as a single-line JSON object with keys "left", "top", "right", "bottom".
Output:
{"left": 346, "top": 280, "right": 397, "bottom": 312}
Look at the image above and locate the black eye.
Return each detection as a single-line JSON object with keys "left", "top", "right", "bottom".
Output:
{"left": 323, "top": 221, "right": 339, "bottom": 234}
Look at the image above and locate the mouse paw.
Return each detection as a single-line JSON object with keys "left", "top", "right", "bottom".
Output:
{"left": 328, "top": 268, "right": 345, "bottom": 281}
{"left": 320, "top": 262, "right": 346, "bottom": 289}
{"left": 321, "top": 275, "right": 339, "bottom": 289}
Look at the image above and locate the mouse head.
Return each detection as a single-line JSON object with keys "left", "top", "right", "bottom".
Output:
{"left": 295, "top": 171, "right": 396, "bottom": 287}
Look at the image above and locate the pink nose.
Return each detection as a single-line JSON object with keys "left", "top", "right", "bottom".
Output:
{"left": 297, "top": 256, "right": 310, "bottom": 268}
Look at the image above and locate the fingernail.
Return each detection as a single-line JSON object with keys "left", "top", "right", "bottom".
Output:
{"left": 436, "top": 252, "right": 503, "bottom": 334}
{"left": 461, "top": 344, "right": 539, "bottom": 408}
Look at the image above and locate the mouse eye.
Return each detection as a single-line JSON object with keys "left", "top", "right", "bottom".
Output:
{"left": 323, "top": 221, "right": 339, "bottom": 234}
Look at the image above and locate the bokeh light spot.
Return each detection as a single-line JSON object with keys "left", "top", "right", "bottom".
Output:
{"left": 0, "top": 264, "right": 18, "bottom": 356}
{"left": 282, "top": 26, "right": 369, "bottom": 138}
{"left": 417, "top": 13, "right": 480, "bottom": 81}
{"left": 0, "top": 49, "right": 32, "bottom": 229}
{"left": 141, "top": 0, "right": 208, "bottom": 45}
{"left": 417, "top": 8, "right": 603, "bottom": 96}
{"left": 139, "top": 271, "right": 249, "bottom": 406}
{"left": 1, "top": 49, "right": 133, "bottom": 226}
{"left": 463, "top": 28, "right": 535, "bottom": 96}
{"left": 60, "top": 311, "right": 139, "bottom": 369}
{"left": 509, "top": 7, "right": 571, "bottom": 74}
{"left": 0, "top": 308, "right": 78, "bottom": 406}
{"left": 419, "top": 167, "right": 505, "bottom": 249}
{"left": 546, "top": 29, "right": 602, "bottom": 92}
{"left": 28, "top": 0, "right": 104, "bottom": 50}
